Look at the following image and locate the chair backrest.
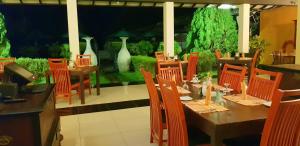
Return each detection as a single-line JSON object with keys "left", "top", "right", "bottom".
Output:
{"left": 219, "top": 64, "right": 247, "bottom": 93}
{"left": 155, "top": 51, "right": 165, "bottom": 62}
{"left": 0, "top": 57, "right": 16, "bottom": 72}
{"left": 247, "top": 68, "right": 282, "bottom": 101}
{"left": 157, "top": 61, "right": 183, "bottom": 85}
{"left": 250, "top": 49, "right": 261, "bottom": 76}
{"left": 215, "top": 50, "right": 222, "bottom": 59}
{"left": 76, "top": 54, "right": 91, "bottom": 67}
{"left": 186, "top": 52, "right": 199, "bottom": 81}
{"left": 141, "top": 69, "right": 164, "bottom": 142}
{"left": 157, "top": 77, "right": 189, "bottom": 146}
{"left": 48, "top": 58, "right": 72, "bottom": 96}
{"left": 260, "top": 89, "right": 300, "bottom": 146}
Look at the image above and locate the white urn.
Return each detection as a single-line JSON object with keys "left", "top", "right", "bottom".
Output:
{"left": 117, "top": 37, "right": 131, "bottom": 72}
{"left": 82, "top": 37, "right": 98, "bottom": 66}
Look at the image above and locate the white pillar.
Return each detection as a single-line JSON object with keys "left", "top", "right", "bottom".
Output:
{"left": 296, "top": 0, "right": 300, "bottom": 64}
{"left": 163, "top": 2, "right": 174, "bottom": 57}
{"left": 238, "top": 4, "right": 250, "bottom": 53}
{"left": 67, "top": 0, "right": 80, "bottom": 61}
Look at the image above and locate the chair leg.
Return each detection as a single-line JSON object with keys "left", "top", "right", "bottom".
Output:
{"left": 150, "top": 131, "right": 154, "bottom": 143}
{"left": 88, "top": 84, "right": 91, "bottom": 95}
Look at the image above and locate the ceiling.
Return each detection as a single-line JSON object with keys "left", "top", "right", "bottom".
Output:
{"left": 0, "top": 0, "right": 296, "bottom": 13}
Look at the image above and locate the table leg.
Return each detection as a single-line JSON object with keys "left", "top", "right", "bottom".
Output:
{"left": 46, "top": 72, "right": 51, "bottom": 84}
{"left": 211, "top": 132, "right": 223, "bottom": 146}
{"left": 79, "top": 73, "right": 85, "bottom": 104}
{"left": 96, "top": 68, "right": 100, "bottom": 95}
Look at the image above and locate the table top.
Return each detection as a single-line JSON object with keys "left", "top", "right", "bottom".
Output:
{"left": 184, "top": 83, "right": 268, "bottom": 126}
{"left": 259, "top": 64, "right": 300, "bottom": 73}
{"left": 0, "top": 84, "right": 55, "bottom": 116}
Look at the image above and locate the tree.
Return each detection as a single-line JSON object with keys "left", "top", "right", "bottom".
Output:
{"left": 185, "top": 7, "right": 238, "bottom": 53}
{"left": 0, "top": 13, "right": 11, "bottom": 57}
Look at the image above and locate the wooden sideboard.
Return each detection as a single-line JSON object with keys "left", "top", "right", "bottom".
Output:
{"left": 0, "top": 84, "right": 61, "bottom": 146}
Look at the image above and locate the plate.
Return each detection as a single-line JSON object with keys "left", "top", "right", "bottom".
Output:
{"left": 180, "top": 96, "right": 193, "bottom": 101}
{"left": 263, "top": 101, "right": 272, "bottom": 107}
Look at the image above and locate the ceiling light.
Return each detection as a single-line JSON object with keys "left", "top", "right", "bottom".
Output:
{"left": 218, "top": 4, "right": 237, "bottom": 9}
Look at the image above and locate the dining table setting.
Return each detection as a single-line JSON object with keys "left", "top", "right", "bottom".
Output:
{"left": 166, "top": 77, "right": 270, "bottom": 146}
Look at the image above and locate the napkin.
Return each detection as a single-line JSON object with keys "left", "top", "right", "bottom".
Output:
{"left": 241, "top": 81, "right": 247, "bottom": 100}
{"left": 205, "top": 84, "right": 212, "bottom": 105}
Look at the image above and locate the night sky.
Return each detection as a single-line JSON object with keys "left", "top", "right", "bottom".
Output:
{"left": 0, "top": 5, "right": 195, "bottom": 57}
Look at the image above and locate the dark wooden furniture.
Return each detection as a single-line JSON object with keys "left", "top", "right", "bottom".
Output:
{"left": 69, "top": 66, "right": 100, "bottom": 104}
{"left": 217, "top": 57, "right": 252, "bottom": 82}
{"left": 46, "top": 65, "right": 100, "bottom": 104}
{"left": 183, "top": 84, "right": 268, "bottom": 146}
{"left": 0, "top": 84, "right": 61, "bottom": 146}
{"left": 259, "top": 64, "right": 300, "bottom": 90}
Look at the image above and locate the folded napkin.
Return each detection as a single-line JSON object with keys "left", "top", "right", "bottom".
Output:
{"left": 205, "top": 84, "right": 212, "bottom": 105}
{"left": 192, "top": 84, "right": 202, "bottom": 88}
{"left": 241, "top": 81, "right": 247, "bottom": 100}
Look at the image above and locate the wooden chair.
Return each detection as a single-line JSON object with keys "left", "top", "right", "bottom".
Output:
{"left": 215, "top": 50, "right": 222, "bottom": 59}
{"left": 75, "top": 54, "right": 92, "bottom": 95}
{"left": 219, "top": 64, "right": 247, "bottom": 93}
{"left": 157, "top": 61, "right": 183, "bottom": 85}
{"left": 272, "top": 51, "right": 282, "bottom": 65}
{"left": 75, "top": 54, "right": 91, "bottom": 67}
{"left": 248, "top": 49, "right": 261, "bottom": 78}
{"left": 155, "top": 51, "right": 166, "bottom": 62}
{"left": 260, "top": 89, "right": 300, "bottom": 146}
{"left": 247, "top": 68, "right": 282, "bottom": 101}
{"left": 157, "top": 77, "right": 189, "bottom": 146}
{"left": 48, "top": 58, "right": 80, "bottom": 104}
{"left": 186, "top": 52, "right": 199, "bottom": 81}
{"left": 141, "top": 69, "right": 166, "bottom": 146}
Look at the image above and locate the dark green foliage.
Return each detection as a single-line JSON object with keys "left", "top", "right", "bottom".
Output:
{"left": 157, "top": 41, "right": 182, "bottom": 56}
{"left": 116, "top": 71, "right": 144, "bottom": 82}
{"left": 48, "top": 43, "right": 71, "bottom": 60}
{"left": 0, "top": 13, "right": 11, "bottom": 57}
{"left": 15, "top": 58, "right": 49, "bottom": 79}
{"left": 128, "top": 40, "right": 154, "bottom": 56}
{"left": 185, "top": 7, "right": 238, "bottom": 53}
{"left": 131, "top": 55, "right": 156, "bottom": 75}
{"left": 249, "top": 35, "right": 269, "bottom": 63}
{"left": 196, "top": 50, "right": 216, "bottom": 72}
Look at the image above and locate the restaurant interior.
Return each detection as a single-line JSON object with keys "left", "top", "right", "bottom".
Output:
{"left": 0, "top": 0, "right": 300, "bottom": 146}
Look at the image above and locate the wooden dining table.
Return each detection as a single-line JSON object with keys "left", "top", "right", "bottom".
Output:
{"left": 181, "top": 83, "right": 269, "bottom": 146}
{"left": 217, "top": 57, "right": 253, "bottom": 82}
{"left": 46, "top": 65, "right": 100, "bottom": 104}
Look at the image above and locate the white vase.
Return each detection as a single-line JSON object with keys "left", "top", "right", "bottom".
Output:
{"left": 82, "top": 37, "right": 98, "bottom": 66}
{"left": 117, "top": 37, "right": 131, "bottom": 72}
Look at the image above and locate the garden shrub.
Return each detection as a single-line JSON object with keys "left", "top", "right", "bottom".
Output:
{"left": 157, "top": 41, "right": 182, "bottom": 56}
{"left": 128, "top": 40, "right": 154, "bottom": 56}
{"left": 48, "top": 43, "right": 71, "bottom": 60}
{"left": 186, "top": 7, "right": 238, "bottom": 54}
{"left": 0, "top": 13, "right": 10, "bottom": 57}
{"left": 195, "top": 50, "right": 216, "bottom": 73}
{"left": 131, "top": 55, "right": 156, "bottom": 75}
{"left": 15, "top": 57, "right": 49, "bottom": 79}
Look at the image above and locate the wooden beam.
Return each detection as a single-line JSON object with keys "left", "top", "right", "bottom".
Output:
{"left": 192, "top": 3, "right": 196, "bottom": 8}
{"left": 92, "top": 0, "right": 96, "bottom": 5}
{"left": 153, "top": 2, "right": 156, "bottom": 6}
{"left": 19, "top": 0, "right": 23, "bottom": 4}
{"left": 139, "top": 2, "right": 142, "bottom": 6}
{"left": 204, "top": 4, "right": 209, "bottom": 7}
{"left": 39, "top": 0, "right": 42, "bottom": 4}
{"left": 179, "top": 3, "right": 184, "bottom": 7}
{"left": 58, "top": 0, "right": 61, "bottom": 5}
{"left": 124, "top": 1, "right": 127, "bottom": 6}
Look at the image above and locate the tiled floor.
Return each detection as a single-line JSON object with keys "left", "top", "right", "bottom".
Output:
{"left": 56, "top": 84, "right": 149, "bottom": 109}
{"left": 60, "top": 106, "right": 159, "bottom": 146}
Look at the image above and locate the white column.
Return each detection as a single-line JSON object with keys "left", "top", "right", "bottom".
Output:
{"left": 67, "top": 0, "right": 80, "bottom": 61}
{"left": 296, "top": 0, "right": 300, "bottom": 64}
{"left": 238, "top": 4, "right": 250, "bottom": 53}
{"left": 163, "top": 2, "right": 174, "bottom": 57}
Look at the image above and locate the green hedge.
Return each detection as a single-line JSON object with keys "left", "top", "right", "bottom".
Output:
{"left": 131, "top": 55, "right": 156, "bottom": 75}
{"left": 15, "top": 57, "right": 49, "bottom": 79}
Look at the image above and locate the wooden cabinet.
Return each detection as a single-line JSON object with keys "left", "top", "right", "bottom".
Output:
{"left": 0, "top": 84, "right": 61, "bottom": 146}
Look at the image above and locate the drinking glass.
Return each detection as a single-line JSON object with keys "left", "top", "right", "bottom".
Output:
{"left": 223, "top": 83, "right": 231, "bottom": 95}
{"left": 182, "top": 80, "right": 189, "bottom": 90}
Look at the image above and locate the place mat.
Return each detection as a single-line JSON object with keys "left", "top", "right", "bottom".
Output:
{"left": 213, "top": 84, "right": 233, "bottom": 92}
{"left": 177, "top": 86, "right": 191, "bottom": 94}
{"left": 223, "top": 94, "right": 267, "bottom": 106}
{"left": 183, "top": 99, "right": 228, "bottom": 114}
